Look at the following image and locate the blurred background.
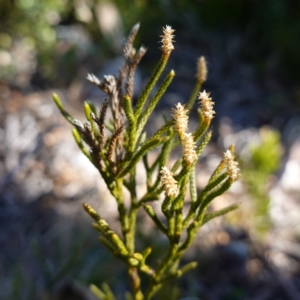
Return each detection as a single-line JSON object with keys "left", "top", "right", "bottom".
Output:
{"left": 1, "top": 0, "right": 300, "bottom": 299}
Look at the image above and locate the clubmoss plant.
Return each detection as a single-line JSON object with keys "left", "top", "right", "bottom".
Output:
{"left": 53, "top": 23, "right": 240, "bottom": 300}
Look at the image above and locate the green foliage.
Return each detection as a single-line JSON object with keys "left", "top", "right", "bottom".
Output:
{"left": 242, "top": 127, "right": 281, "bottom": 236}
{"left": 90, "top": 283, "right": 116, "bottom": 300}
{"left": 3, "top": 0, "right": 300, "bottom": 85}
{"left": 53, "top": 23, "right": 240, "bottom": 300}
{"left": 114, "top": 0, "right": 300, "bottom": 84}
{"left": 249, "top": 127, "right": 281, "bottom": 176}
{"left": 1, "top": 224, "right": 120, "bottom": 300}
{"left": 0, "top": 0, "right": 69, "bottom": 79}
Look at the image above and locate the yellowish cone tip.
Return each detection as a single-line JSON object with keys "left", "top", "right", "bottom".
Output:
{"left": 160, "top": 25, "right": 175, "bottom": 55}
{"left": 182, "top": 133, "right": 197, "bottom": 165}
{"left": 198, "top": 90, "right": 215, "bottom": 123}
{"left": 172, "top": 103, "right": 189, "bottom": 138}
{"left": 52, "top": 93, "right": 63, "bottom": 109}
{"left": 223, "top": 149, "right": 240, "bottom": 181}
{"left": 170, "top": 69, "right": 175, "bottom": 76}
{"left": 160, "top": 166, "right": 179, "bottom": 197}
{"left": 196, "top": 56, "right": 208, "bottom": 84}
{"left": 83, "top": 203, "right": 96, "bottom": 214}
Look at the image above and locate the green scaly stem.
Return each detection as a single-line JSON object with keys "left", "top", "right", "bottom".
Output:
{"left": 134, "top": 55, "right": 169, "bottom": 119}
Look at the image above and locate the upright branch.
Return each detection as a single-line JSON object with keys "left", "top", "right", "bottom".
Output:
{"left": 185, "top": 55, "right": 208, "bottom": 112}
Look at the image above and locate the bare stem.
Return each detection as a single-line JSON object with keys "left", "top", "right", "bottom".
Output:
{"left": 129, "top": 267, "right": 144, "bottom": 300}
